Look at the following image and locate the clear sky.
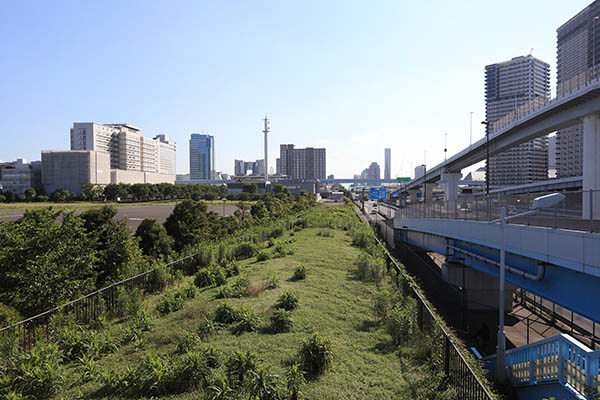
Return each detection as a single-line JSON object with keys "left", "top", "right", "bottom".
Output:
{"left": 0, "top": 0, "right": 589, "bottom": 178}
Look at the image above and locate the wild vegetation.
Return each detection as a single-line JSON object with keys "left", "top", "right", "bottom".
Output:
{"left": 0, "top": 201, "right": 494, "bottom": 399}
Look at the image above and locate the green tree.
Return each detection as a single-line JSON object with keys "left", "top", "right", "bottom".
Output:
{"left": 80, "top": 206, "right": 147, "bottom": 285}
{"left": 23, "top": 187, "right": 36, "bottom": 202}
{"left": 242, "top": 183, "right": 258, "bottom": 194}
{"left": 0, "top": 209, "right": 96, "bottom": 317}
{"left": 135, "top": 218, "right": 173, "bottom": 259}
{"left": 164, "top": 200, "right": 216, "bottom": 251}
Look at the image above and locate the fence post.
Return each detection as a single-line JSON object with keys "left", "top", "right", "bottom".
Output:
{"left": 444, "top": 336, "right": 450, "bottom": 376}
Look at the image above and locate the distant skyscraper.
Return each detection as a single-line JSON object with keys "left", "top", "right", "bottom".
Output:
{"left": 384, "top": 148, "right": 391, "bottom": 180}
{"left": 485, "top": 55, "right": 550, "bottom": 186}
{"left": 555, "top": 2, "right": 600, "bottom": 177}
{"left": 279, "top": 144, "right": 326, "bottom": 179}
{"left": 189, "top": 134, "right": 214, "bottom": 180}
{"left": 365, "top": 162, "right": 380, "bottom": 180}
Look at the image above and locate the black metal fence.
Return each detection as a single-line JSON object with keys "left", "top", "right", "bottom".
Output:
{"left": 377, "top": 236, "right": 496, "bottom": 399}
{"left": 0, "top": 254, "right": 197, "bottom": 351}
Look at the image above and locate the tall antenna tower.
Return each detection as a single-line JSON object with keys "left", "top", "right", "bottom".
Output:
{"left": 263, "top": 115, "right": 270, "bottom": 184}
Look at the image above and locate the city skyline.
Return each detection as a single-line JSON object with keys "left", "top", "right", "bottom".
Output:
{"left": 0, "top": 1, "right": 588, "bottom": 178}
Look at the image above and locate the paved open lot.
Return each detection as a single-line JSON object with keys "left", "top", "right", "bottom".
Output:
{"left": 0, "top": 204, "right": 239, "bottom": 231}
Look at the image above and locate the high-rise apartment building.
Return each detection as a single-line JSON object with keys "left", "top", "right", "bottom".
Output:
{"left": 154, "top": 135, "right": 177, "bottom": 176}
{"left": 384, "top": 148, "right": 391, "bottom": 180}
{"left": 279, "top": 144, "right": 326, "bottom": 179}
{"left": 485, "top": 55, "right": 550, "bottom": 186}
{"left": 555, "top": 1, "right": 600, "bottom": 177}
{"left": 190, "top": 134, "right": 215, "bottom": 180}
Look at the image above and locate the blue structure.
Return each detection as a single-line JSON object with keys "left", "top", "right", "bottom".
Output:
{"left": 189, "top": 134, "right": 214, "bottom": 180}
{"left": 370, "top": 187, "right": 386, "bottom": 200}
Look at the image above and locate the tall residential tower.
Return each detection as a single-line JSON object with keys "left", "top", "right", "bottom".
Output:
{"left": 555, "top": 1, "right": 600, "bottom": 177}
{"left": 189, "top": 134, "right": 215, "bottom": 180}
{"left": 384, "top": 148, "right": 391, "bottom": 180}
{"left": 485, "top": 55, "right": 550, "bottom": 186}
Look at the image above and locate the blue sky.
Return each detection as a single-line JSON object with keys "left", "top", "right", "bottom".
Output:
{"left": 0, "top": 1, "right": 588, "bottom": 178}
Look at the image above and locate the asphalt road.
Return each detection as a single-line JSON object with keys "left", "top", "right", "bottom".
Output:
{"left": 0, "top": 204, "right": 239, "bottom": 231}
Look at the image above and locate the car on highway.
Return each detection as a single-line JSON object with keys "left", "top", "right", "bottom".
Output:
{"left": 370, "top": 210, "right": 377, "bottom": 214}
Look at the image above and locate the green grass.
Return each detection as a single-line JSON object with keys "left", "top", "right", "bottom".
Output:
{"left": 21, "top": 205, "right": 459, "bottom": 399}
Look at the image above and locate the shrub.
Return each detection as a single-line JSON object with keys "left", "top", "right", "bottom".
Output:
{"left": 291, "top": 264, "right": 306, "bottom": 281}
{"left": 194, "top": 268, "right": 215, "bottom": 288}
{"left": 269, "top": 227, "right": 284, "bottom": 238}
{"left": 286, "top": 363, "right": 306, "bottom": 400}
{"left": 213, "top": 267, "right": 228, "bottom": 287}
{"left": 213, "top": 303, "right": 239, "bottom": 324}
{"left": 248, "top": 368, "right": 281, "bottom": 400}
{"left": 223, "top": 262, "right": 240, "bottom": 277}
{"left": 372, "top": 290, "right": 395, "bottom": 323}
{"left": 350, "top": 228, "right": 372, "bottom": 249}
{"left": 198, "top": 318, "right": 222, "bottom": 340}
{"left": 231, "top": 306, "right": 261, "bottom": 335}
{"left": 266, "top": 274, "right": 279, "bottom": 289}
{"left": 146, "top": 266, "right": 173, "bottom": 293}
{"left": 157, "top": 291, "right": 184, "bottom": 315}
{"left": 234, "top": 242, "right": 259, "bottom": 260}
{"left": 112, "top": 287, "right": 143, "bottom": 318}
{"left": 176, "top": 331, "right": 200, "bottom": 354}
{"left": 256, "top": 251, "right": 270, "bottom": 262}
{"left": 387, "top": 297, "right": 417, "bottom": 346}
{"left": 275, "top": 291, "right": 299, "bottom": 311}
{"left": 355, "top": 253, "right": 386, "bottom": 284}
{"left": 216, "top": 276, "right": 248, "bottom": 299}
{"left": 10, "top": 342, "right": 64, "bottom": 399}
{"left": 297, "top": 333, "right": 333, "bottom": 376}
{"left": 0, "top": 303, "right": 22, "bottom": 327}
{"left": 273, "top": 242, "right": 293, "bottom": 258}
{"left": 201, "top": 345, "right": 221, "bottom": 368}
{"left": 156, "top": 285, "right": 196, "bottom": 315}
{"left": 225, "top": 350, "right": 260, "bottom": 384}
{"left": 269, "top": 309, "right": 294, "bottom": 333}
{"left": 316, "top": 230, "right": 333, "bottom": 238}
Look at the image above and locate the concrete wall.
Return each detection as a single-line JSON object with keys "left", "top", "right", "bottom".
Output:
{"left": 110, "top": 169, "right": 174, "bottom": 185}
{"left": 41, "top": 150, "right": 110, "bottom": 194}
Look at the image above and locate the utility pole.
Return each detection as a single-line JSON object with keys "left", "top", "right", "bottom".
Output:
{"left": 263, "top": 116, "right": 269, "bottom": 185}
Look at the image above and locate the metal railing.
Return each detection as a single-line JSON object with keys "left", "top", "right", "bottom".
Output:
{"left": 515, "top": 289, "right": 600, "bottom": 350}
{"left": 375, "top": 235, "right": 496, "bottom": 399}
{"left": 396, "top": 189, "right": 600, "bottom": 233}
{"left": 0, "top": 255, "right": 197, "bottom": 351}
{"left": 487, "top": 334, "right": 600, "bottom": 398}
{"left": 490, "top": 64, "right": 600, "bottom": 134}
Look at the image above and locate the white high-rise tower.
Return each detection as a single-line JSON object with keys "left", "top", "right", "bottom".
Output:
{"left": 263, "top": 116, "right": 270, "bottom": 183}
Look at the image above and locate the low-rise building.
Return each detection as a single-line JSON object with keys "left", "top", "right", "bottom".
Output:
{"left": 0, "top": 159, "right": 42, "bottom": 194}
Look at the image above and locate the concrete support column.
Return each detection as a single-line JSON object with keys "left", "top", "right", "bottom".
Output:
{"left": 442, "top": 261, "right": 514, "bottom": 311}
{"left": 424, "top": 183, "right": 434, "bottom": 203}
{"left": 408, "top": 189, "right": 419, "bottom": 203}
{"left": 583, "top": 114, "right": 600, "bottom": 219}
{"left": 442, "top": 172, "right": 461, "bottom": 212}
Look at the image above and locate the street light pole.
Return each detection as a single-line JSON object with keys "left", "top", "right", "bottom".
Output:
{"left": 470, "top": 112, "right": 473, "bottom": 146}
{"left": 496, "top": 206, "right": 507, "bottom": 381}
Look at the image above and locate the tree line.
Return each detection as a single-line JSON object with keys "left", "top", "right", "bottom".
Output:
{"left": 0, "top": 191, "right": 316, "bottom": 322}
{"left": 0, "top": 183, "right": 238, "bottom": 203}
